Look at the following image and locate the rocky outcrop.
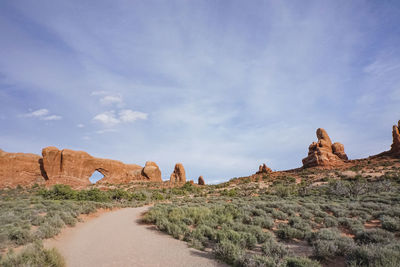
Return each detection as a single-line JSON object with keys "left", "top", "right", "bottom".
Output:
{"left": 170, "top": 163, "right": 186, "bottom": 183}
{"left": 42, "top": 147, "right": 162, "bottom": 186}
{"left": 256, "top": 163, "right": 272, "bottom": 174}
{"left": 0, "top": 147, "right": 162, "bottom": 188}
{"left": 198, "top": 176, "right": 205, "bottom": 185}
{"left": 142, "top": 161, "right": 162, "bottom": 181}
{"left": 302, "top": 128, "right": 348, "bottom": 168}
{"left": 0, "top": 149, "right": 44, "bottom": 188}
{"left": 332, "top": 142, "right": 348, "bottom": 160}
{"left": 390, "top": 120, "right": 400, "bottom": 156}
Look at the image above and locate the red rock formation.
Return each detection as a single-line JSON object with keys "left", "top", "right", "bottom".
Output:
{"left": 198, "top": 176, "right": 205, "bottom": 185}
{"left": 170, "top": 163, "right": 186, "bottom": 183}
{"left": 0, "top": 149, "right": 44, "bottom": 188}
{"left": 0, "top": 147, "right": 162, "bottom": 188}
{"left": 142, "top": 161, "right": 162, "bottom": 181}
{"left": 332, "top": 142, "right": 348, "bottom": 160}
{"left": 256, "top": 163, "right": 272, "bottom": 174}
{"left": 42, "top": 147, "right": 162, "bottom": 186}
{"left": 390, "top": 120, "right": 400, "bottom": 156}
{"left": 302, "top": 128, "right": 348, "bottom": 168}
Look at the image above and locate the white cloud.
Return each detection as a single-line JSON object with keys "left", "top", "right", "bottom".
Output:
{"left": 20, "top": 109, "right": 62, "bottom": 121}
{"left": 93, "top": 109, "right": 147, "bottom": 127}
{"left": 93, "top": 111, "right": 120, "bottom": 127}
{"left": 22, "top": 108, "right": 49, "bottom": 117}
{"left": 77, "top": 123, "right": 85, "bottom": 128}
{"left": 119, "top": 109, "right": 148, "bottom": 122}
{"left": 100, "top": 95, "right": 123, "bottom": 105}
{"left": 96, "top": 128, "right": 118, "bottom": 134}
{"left": 41, "top": 115, "right": 62, "bottom": 121}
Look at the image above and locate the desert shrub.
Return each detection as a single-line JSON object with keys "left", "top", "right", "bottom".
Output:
{"left": 262, "top": 238, "right": 290, "bottom": 259}
{"left": 311, "top": 228, "right": 354, "bottom": 260}
{"left": 213, "top": 240, "right": 243, "bottom": 265}
{"left": 38, "top": 185, "right": 77, "bottom": 200}
{"left": 276, "top": 224, "right": 305, "bottom": 240}
{"left": 248, "top": 225, "right": 273, "bottom": 243}
{"left": 0, "top": 241, "right": 65, "bottom": 267}
{"left": 220, "top": 188, "right": 238, "bottom": 197}
{"left": 151, "top": 192, "right": 165, "bottom": 201}
{"left": 323, "top": 216, "right": 338, "bottom": 227}
{"left": 36, "top": 222, "right": 61, "bottom": 239}
{"left": 191, "top": 224, "right": 215, "bottom": 243}
{"left": 251, "top": 215, "right": 274, "bottom": 229}
{"left": 7, "top": 227, "right": 32, "bottom": 245}
{"left": 132, "top": 192, "right": 147, "bottom": 201}
{"left": 284, "top": 256, "right": 321, "bottom": 267}
{"left": 346, "top": 243, "right": 400, "bottom": 267}
{"left": 59, "top": 212, "right": 76, "bottom": 226}
{"left": 237, "top": 254, "right": 276, "bottom": 267}
{"left": 355, "top": 228, "right": 394, "bottom": 244}
{"left": 271, "top": 209, "right": 288, "bottom": 220}
{"left": 381, "top": 216, "right": 400, "bottom": 232}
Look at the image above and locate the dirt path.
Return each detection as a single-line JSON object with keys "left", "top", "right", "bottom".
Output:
{"left": 45, "top": 207, "right": 226, "bottom": 267}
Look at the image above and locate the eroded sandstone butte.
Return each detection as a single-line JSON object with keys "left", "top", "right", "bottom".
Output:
{"left": 170, "top": 163, "right": 186, "bottom": 183}
{"left": 390, "top": 120, "right": 400, "bottom": 156}
{"left": 0, "top": 146, "right": 162, "bottom": 188}
{"left": 256, "top": 163, "right": 272, "bottom": 174}
{"left": 198, "top": 176, "right": 205, "bottom": 185}
{"left": 302, "top": 128, "right": 348, "bottom": 168}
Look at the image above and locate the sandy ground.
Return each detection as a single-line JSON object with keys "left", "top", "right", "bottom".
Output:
{"left": 45, "top": 207, "right": 226, "bottom": 267}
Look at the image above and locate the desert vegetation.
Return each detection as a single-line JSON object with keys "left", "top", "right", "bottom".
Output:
{"left": 0, "top": 183, "right": 183, "bottom": 266}
{"left": 144, "top": 167, "right": 400, "bottom": 267}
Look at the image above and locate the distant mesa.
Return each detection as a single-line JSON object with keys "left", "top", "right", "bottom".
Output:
{"left": 256, "top": 163, "right": 272, "bottom": 174}
{"left": 170, "top": 163, "right": 186, "bottom": 183}
{"left": 0, "top": 146, "right": 162, "bottom": 188}
{"left": 198, "top": 176, "right": 205, "bottom": 185}
{"left": 302, "top": 128, "right": 348, "bottom": 168}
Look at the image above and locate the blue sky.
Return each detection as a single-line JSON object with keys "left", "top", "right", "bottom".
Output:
{"left": 0, "top": 0, "right": 399, "bottom": 183}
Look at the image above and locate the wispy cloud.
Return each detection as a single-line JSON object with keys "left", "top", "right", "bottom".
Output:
{"left": 22, "top": 108, "right": 49, "bottom": 117}
{"left": 20, "top": 109, "right": 62, "bottom": 121}
{"left": 100, "top": 95, "right": 123, "bottom": 105}
{"left": 41, "top": 115, "right": 62, "bottom": 121}
{"left": 93, "top": 111, "right": 120, "bottom": 127}
{"left": 119, "top": 109, "right": 147, "bottom": 122}
{"left": 93, "top": 109, "right": 147, "bottom": 127}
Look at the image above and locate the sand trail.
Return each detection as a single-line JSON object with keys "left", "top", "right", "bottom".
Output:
{"left": 45, "top": 206, "right": 225, "bottom": 267}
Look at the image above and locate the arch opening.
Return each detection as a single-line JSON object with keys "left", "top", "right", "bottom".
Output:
{"left": 89, "top": 170, "right": 104, "bottom": 184}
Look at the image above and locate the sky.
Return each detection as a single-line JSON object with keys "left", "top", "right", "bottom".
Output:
{"left": 0, "top": 0, "right": 399, "bottom": 183}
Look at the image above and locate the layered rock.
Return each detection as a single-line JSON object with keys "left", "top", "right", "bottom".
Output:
{"left": 0, "top": 149, "right": 44, "bottom": 188}
{"left": 198, "top": 176, "right": 205, "bottom": 185}
{"left": 256, "top": 163, "right": 272, "bottom": 174}
{"left": 302, "top": 128, "right": 348, "bottom": 168}
{"left": 170, "top": 163, "right": 186, "bottom": 183}
{"left": 390, "top": 120, "right": 400, "bottom": 156}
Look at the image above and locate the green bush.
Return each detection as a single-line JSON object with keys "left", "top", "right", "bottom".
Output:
{"left": 355, "top": 229, "right": 394, "bottom": 244}
{"left": 213, "top": 240, "right": 243, "bottom": 265}
{"left": 0, "top": 241, "right": 65, "bottom": 267}
{"left": 8, "top": 227, "right": 32, "bottom": 245}
{"left": 381, "top": 216, "right": 400, "bottom": 232}
{"left": 346, "top": 243, "right": 400, "bottom": 267}
{"left": 285, "top": 256, "right": 321, "bottom": 267}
